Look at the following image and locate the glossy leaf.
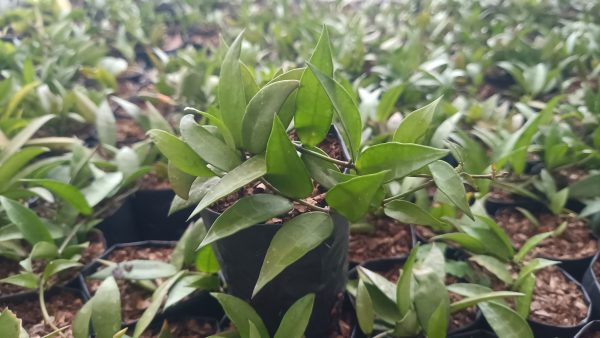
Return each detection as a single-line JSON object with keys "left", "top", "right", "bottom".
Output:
{"left": 21, "top": 179, "right": 91, "bottom": 215}
{"left": 426, "top": 301, "right": 448, "bottom": 338}
{"left": 196, "top": 246, "right": 220, "bottom": 273}
{"left": 91, "top": 277, "right": 121, "bottom": 338}
{"left": 356, "top": 279, "right": 374, "bottom": 335}
{"left": 393, "top": 96, "right": 441, "bottom": 143}
{"left": 219, "top": 32, "right": 246, "bottom": 148}
{"left": 185, "top": 107, "right": 236, "bottom": 149}
{"left": 356, "top": 143, "right": 448, "bottom": 180}
{"left": 242, "top": 80, "right": 299, "bottom": 154}
{"left": 384, "top": 200, "right": 450, "bottom": 232}
{"left": 431, "top": 233, "right": 487, "bottom": 254}
{"left": 168, "top": 161, "right": 195, "bottom": 200}
{"left": 81, "top": 172, "right": 122, "bottom": 207}
{"left": 515, "top": 274, "right": 535, "bottom": 318}
{"left": 170, "top": 220, "right": 206, "bottom": 269}
{"left": 241, "top": 63, "right": 260, "bottom": 103}
{"left": 90, "top": 260, "right": 177, "bottom": 280}
{"left": 269, "top": 68, "right": 304, "bottom": 127}
{"left": 513, "top": 232, "right": 553, "bottom": 263}
{"left": 148, "top": 129, "right": 214, "bottom": 177}
{"left": 0, "top": 197, "right": 53, "bottom": 244}
{"left": 295, "top": 27, "right": 334, "bottom": 146}
{"left": 397, "top": 247, "right": 418, "bottom": 316}
{"left": 96, "top": 100, "right": 117, "bottom": 146}
{"left": 265, "top": 118, "right": 313, "bottom": 198}
{"left": 199, "top": 194, "right": 293, "bottom": 248}
{"left": 72, "top": 300, "right": 92, "bottom": 338}
{"left": 180, "top": 114, "right": 241, "bottom": 171}
{"left": 211, "top": 293, "right": 268, "bottom": 338}
{"left": 413, "top": 269, "right": 448, "bottom": 336}
{"left": 253, "top": 212, "right": 333, "bottom": 297}
{"left": 301, "top": 146, "right": 340, "bottom": 189}
{"left": 274, "top": 293, "right": 315, "bottom": 338}
{"left": 429, "top": 160, "right": 473, "bottom": 219}
{"left": 450, "top": 291, "right": 523, "bottom": 312}
{"left": 42, "top": 259, "right": 82, "bottom": 280}
{"left": 469, "top": 255, "right": 512, "bottom": 285}
{"left": 0, "top": 147, "right": 48, "bottom": 192}
{"left": 514, "top": 258, "right": 558, "bottom": 289}
{"left": 480, "top": 302, "right": 533, "bottom": 338}
{"left": 190, "top": 155, "right": 266, "bottom": 219}
{"left": 0, "top": 272, "right": 39, "bottom": 289}
{"left": 307, "top": 63, "right": 361, "bottom": 160}
{"left": 325, "top": 171, "right": 387, "bottom": 221}
{"left": 376, "top": 84, "right": 404, "bottom": 122}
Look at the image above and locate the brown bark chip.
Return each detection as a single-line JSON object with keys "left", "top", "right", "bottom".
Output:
{"left": 348, "top": 215, "right": 412, "bottom": 263}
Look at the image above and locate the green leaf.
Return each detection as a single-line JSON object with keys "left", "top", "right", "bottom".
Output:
{"left": 515, "top": 274, "right": 535, "bottom": 318}
{"left": 268, "top": 68, "right": 304, "bottom": 128}
{"left": 479, "top": 302, "right": 533, "bottom": 338}
{"left": 413, "top": 269, "right": 448, "bottom": 336}
{"left": 170, "top": 220, "right": 206, "bottom": 269}
{"left": 397, "top": 247, "right": 418, "bottom": 316}
{"left": 185, "top": 107, "right": 236, "bottom": 149}
{"left": 384, "top": 200, "right": 450, "bottom": 232}
{"left": 81, "top": 172, "right": 123, "bottom": 207}
{"left": 513, "top": 232, "right": 553, "bottom": 263}
{"left": 180, "top": 114, "right": 241, "bottom": 171}
{"left": 72, "top": 300, "right": 92, "bottom": 338}
{"left": 569, "top": 174, "right": 600, "bottom": 199}
{"left": 0, "top": 114, "right": 54, "bottom": 164}
{"left": 199, "top": 194, "right": 293, "bottom": 248}
{"left": 274, "top": 293, "right": 315, "bottom": 338}
{"left": 164, "top": 275, "right": 219, "bottom": 310}
{"left": 190, "top": 155, "right": 266, "bottom": 219}
{"left": 133, "top": 272, "right": 185, "bottom": 338}
{"left": 253, "top": 212, "right": 333, "bottom": 297}
{"left": 0, "top": 147, "right": 48, "bottom": 192}
{"left": 429, "top": 160, "right": 473, "bottom": 219}
{"left": 148, "top": 129, "right": 214, "bottom": 177}
{"left": 0, "top": 272, "right": 39, "bottom": 289}
{"left": 42, "top": 259, "right": 82, "bottom": 280}
{"left": 356, "top": 279, "right": 374, "bottom": 335}
{"left": 2, "top": 81, "right": 40, "bottom": 120}
{"left": 242, "top": 80, "right": 299, "bottom": 154}
{"left": 0, "top": 197, "right": 53, "bottom": 244}
{"left": 431, "top": 233, "right": 487, "bottom": 254}
{"left": 376, "top": 84, "right": 404, "bottom": 122}
{"left": 265, "top": 118, "right": 313, "bottom": 198}
{"left": 301, "top": 146, "right": 340, "bottom": 189}
{"left": 295, "top": 27, "right": 334, "bottom": 146}
{"left": 248, "top": 321, "right": 262, "bottom": 338}
{"left": 96, "top": 100, "right": 117, "bottom": 147}
{"left": 219, "top": 32, "right": 246, "bottom": 148}
{"left": 211, "top": 293, "right": 269, "bottom": 338}
{"left": 356, "top": 143, "right": 448, "bottom": 181}
{"left": 393, "top": 96, "right": 441, "bottom": 143}
{"left": 469, "top": 255, "right": 512, "bottom": 285}
{"left": 169, "top": 177, "right": 219, "bottom": 215}
{"left": 550, "top": 188, "right": 568, "bottom": 215}
{"left": 450, "top": 291, "right": 523, "bottom": 313}
{"left": 307, "top": 63, "right": 361, "bottom": 160}
{"left": 426, "top": 301, "right": 449, "bottom": 338}
{"left": 196, "top": 246, "right": 220, "bottom": 273}
{"left": 21, "top": 179, "right": 91, "bottom": 215}
{"left": 514, "top": 258, "right": 558, "bottom": 289}
{"left": 241, "top": 63, "right": 260, "bottom": 104}
{"left": 0, "top": 309, "right": 23, "bottom": 338}
{"left": 90, "top": 260, "right": 178, "bottom": 280}
{"left": 91, "top": 277, "right": 121, "bottom": 338}
{"left": 325, "top": 171, "right": 387, "bottom": 221}
{"left": 168, "top": 161, "right": 195, "bottom": 200}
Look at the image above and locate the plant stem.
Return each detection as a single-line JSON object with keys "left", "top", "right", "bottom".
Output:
{"left": 383, "top": 179, "right": 434, "bottom": 204}
{"left": 260, "top": 178, "right": 329, "bottom": 213}
{"left": 293, "top": 143, "right": 354, "bottom": 169}
{"left": 39, "top": 278, "right": 64, "bottom": 336}
{"left": 57, "top": 222, "right": 83, "bottom": 255}
{"left": 409, "top": 171, "right": 509, "bottom": 180}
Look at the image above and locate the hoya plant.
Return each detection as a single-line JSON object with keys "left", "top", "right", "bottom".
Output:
{"left": 352, "top": 245, "right": 528, "bottom": 338}
{"left": 149, "top": 27, "right": 476, "bottom": 334}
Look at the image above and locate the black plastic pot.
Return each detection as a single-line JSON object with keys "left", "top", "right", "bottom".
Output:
{"left": 448, "top": 330, "right": 497, "bottom": 338}
{"left": 484, "top": 195, "right": 545, "bottom": 216}
{"left": 202, "top": 209, "right": 349, "bottom": 338}
{"left": 348, "top": 257, "right": 483, "bottom": 337}
{"left": 583, "top": 251, "right": 600, "bottom": 320}
{"left": 575, "top": 320, "right": 600, "bottom": 337}
{"left": 130, "top": 189, "right": 196, "bottom": 241}
{"left": 96, "top": 198, "right": 141, "bottom": 246}
{"left": 525, "top": 268, "right": 591, "bottom": 338}
{"left": 79, "top": 240, "right": 220, "bottom": 326}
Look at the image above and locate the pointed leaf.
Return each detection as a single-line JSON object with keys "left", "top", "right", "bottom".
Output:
{"left": 0, "top": 309, "right": 23, "bottom": 338}
{"left": 242, "top": 80, "right": 299, "bottom": 154}
{"left": 0, "top": 114, "right": 54, "bottom": 163}
{"left": 397, "top": 247, "right": 418, "bottom": 316}
{"left": 0, "top": 272, "right": 39, "bottom": 289}
{"left": 72, "top": 300, "right": 92, "bottom": 338}
{"left": 21, "top": 179, "right": 91, "bottom": 215}
{"left": 219, "top": 32, "right": 246, "bottom": 147}
{"left": 253, "top": 212, "right": 333, "bottom": 297}
{"left": 91, "top": 277, "right": 121, "bottom": 338}
{"left": 479, "top": 302, "right": 533, "bottom": 338}
{"left": 325, "top": 171, "right": 387, "bottom": 221}
{"left": 199, "top": 194, "right": 293, "bottom": 248}
{"left": 265, "top": 118, "right": 312, "bottom": 198}
{"left": 356, "top": 143, "right": 448, "bottom": 180}
{"left": 469, "top": 255, "right": 512, "bottom": 285}
{"left": 96, "top": 100, "right": 117, "bottom": 146}
{"left": 211, "top": 293, "right": 268, "bottom": 338}
{"left": 148, "top": 129, "right": 214, "bottom": 177}
{"left": 393, "top": 96, "right": 442, "bottom": 143}
{"left": 274, "top": 293, "right": 315, "bottom": 338}
{"left": 356, "top": 279, "right": 374, "bottom": 335}
{"left": 429, "top": 160, "right": 473, "bottom": 219}
{"left": 513, "top": 232, "right": 553, "bottom": 263}
{"left": 450, "top": 291, "right": 523, "bottom": 313}
{"left": 0, "top": 197, "right": 53, "bottom": 244}
{"left": 168, "top": 161, "right": 195, "bottom": 200}
{"left": 384, "top": 200, "right": 450, "bottom": 232}
{"left": 42, "top": 259, "right": 82, "bottom": 280}
{"left": 295, "top": 27, "right": 334, "bottom": 146}
{"left": 0, "top": 147, "right": 48, "bottom": 192}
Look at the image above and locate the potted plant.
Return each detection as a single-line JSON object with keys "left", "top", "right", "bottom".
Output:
{"left": 148, "top": 27, "right": 475, "bottom": 336}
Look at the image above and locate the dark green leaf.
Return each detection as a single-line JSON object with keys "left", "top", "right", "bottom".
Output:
{"left": 219, "top": 32, "right": 246, "bottom": 148}
{"left": 73, "top": 300, "right": 92, "bottom": 338}
{"left": 274, "top": 293, "right": 315, "bottom": 338}
{"left": 168, "top": 161, "right": 195, "bottom": 200}
{"left": 469, "top": 255, "right": 512, "bottom": 285}
{"left": 393, "top": 96, "right": 441, "bottom": 143}
{"left": 0, "top": 147, "right": 48, "bottom": 192}
{"left": 429, "top": 160, "right": 473, "bottom": 219}
{"left": 21, "top": 179, "right": 91, "bottom": 215}
{"left": 384, "top": 200, "right": 450, "bottom": 232}
{"left": 170, "top": 220, "right": 206, "bottom": 269}
{"left": 253, "top": 212, "right": 333, "bottom": 297}
{"left": 325, "top": 171, "right": 387, "bottom": 221}
{"left": 376, "top": 84, "right": 404, "bottom": 122}
{"left": 0, "top": 197, "right": 53, "bottom": 244}
{"left": 300, "top": 146, "right": 340, "bottom": 189}
{"left": 211, "top": 293, "right": 269, "bottom": 338}
{"left": 569, "top": 174, "right": 600, "bottom": 199}
{"left": 91, "top": 277, "right": 121, "bottom": 338}
{"left": 397, "top": 247, "right": 418, "bottom": 316}
{"left": 356, "top": 280, "right": 374, "bottom": 335}
{"left": 148, "top": 129, "right": 214, "bottom": 177}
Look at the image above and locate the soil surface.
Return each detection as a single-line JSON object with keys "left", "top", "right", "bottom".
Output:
{"left": 0, "top": 290, "right": 84, "bottom": 338}
{"left": 528, "top": 266, "right": 588, "bottom": 325}
{"left": 140, "top": 317, "right": 218, "bottom": 338}
{"left": 86, "top": 245, "right": 173, "bottom": 323}
{"left": 138, "top": 171, "right": 172, "bottom": 190}
{"left": 116, "top": 116, "right": 146, "bottom": 146}
{"left": 494, "top": 208, "right": 597, "bottom": 259}
{"left": 0, "top": 232, "right": 105, "bottom": 296}
{"left": 348, "top": 215, "right": 412, "bottom": 263}
{"left": 376, "top": 263, "right": 477, "bottom": 332}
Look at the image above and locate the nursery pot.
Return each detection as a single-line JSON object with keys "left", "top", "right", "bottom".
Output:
{"left": 526, "top": 267, "right": 592, "bottom": 338}
{"left": 575, "top": 320, "right": 600, "bottom": 338}
{"left": 202, "top": 209, "right": 349, "bottom": 338}
{"left": 583, "top": 251, "right": 600, "bottom": 319}
{"left": 96, "top": 198, "right": 141, "bottom": 246}
{"left": 130, "top": 189, "right": 195, "bottom": 241}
